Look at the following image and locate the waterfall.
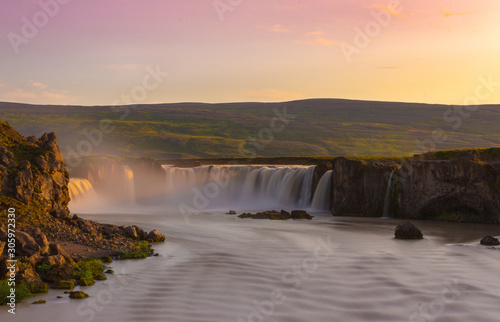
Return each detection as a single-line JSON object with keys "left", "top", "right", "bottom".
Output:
{"left": 123, "top": 165, "right": 136, "bottom": 204}
{"left": 382, "top": 170, "right": 395, "bottom": 218}
{"left": 68, "top": 178, "right": 99, "bottom": 212}
{"left": 311, "top": 170, "right": 332, "bottom": 210}
{"left": 69, "top": 178, "right": 97, "bottom": 201}
{"left": 68, "top": 164, "right": 317, "bottom": 212}
{"left": 162, "top": 165, "right": 315, "bottom": 210}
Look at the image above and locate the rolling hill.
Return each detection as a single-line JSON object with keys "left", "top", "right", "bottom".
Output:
{"left": 0, "top": 99, "right": 499, "bottom": 159}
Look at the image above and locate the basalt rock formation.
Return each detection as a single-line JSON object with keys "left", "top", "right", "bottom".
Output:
{"left": 329, "top": 149, "right": 500, "bottom": 223}
{"left": 330, "top": 157, "right": 400, "bottom": 217}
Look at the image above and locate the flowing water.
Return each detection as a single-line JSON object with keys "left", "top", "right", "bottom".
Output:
{"left": 310, "top": 170, "right": 332, "bottom": 211}
{"left": 5, "top": 166, "right": 500, "bottom": 321}
{"left": 382, "top": 170, "right": 395, "bottom": 218}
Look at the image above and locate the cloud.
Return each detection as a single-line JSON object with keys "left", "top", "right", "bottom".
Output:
{"left": 31, "top": 82, "right": 48, "bottom": 89}
{"left": 271, "top": 24, "right": 290, "bottom": 33}
{"left": 440, "top": 8, "right": 469, "bottom": 18}
{"left": 373, "top": 4, "right": 404, "bottom": 18}
{"left": 0, "top": 81, "right": 76, "bottom": 104}
{"left": 306, "top": 30, "right": 325, "bottom": 36}
{"left": 295, "top": 31, "right": 339, "bottom": 47}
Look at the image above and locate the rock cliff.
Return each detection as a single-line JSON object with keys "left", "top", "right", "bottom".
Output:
{"left": 329, "top": 149, "right": 500, "bottom": 223}
{"left": 0, "top": 121, "right": 70, "bottom": 220}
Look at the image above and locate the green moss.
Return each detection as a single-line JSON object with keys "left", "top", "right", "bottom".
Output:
{"left": 117, "top": 241, "right": 152, "bottom": 259}
{"left": 100, "top": 255, "right": 113, "bottom": 263}
{"left": 26, "top": 281, "right": 49, "bottom": 293}
{"left": 78, "top": 277, "right": 95, "bottom": 286}
{"left": 32, "top": 300, "right": 46, "bottom": 304}
{"left": 69, "top": 291, "right": 89, "bottom": 299}
{"left": 53, "top": 279, "right": 76, "bottom": 289}
{"left": 0, "top": 280, "right": 32, "bottom": 305}
{"left": 74, "top": 259, "right": 106, "bottom": 279}
{"left": 46, "top": 266, "right": 74, "bottom": 283}
{"left": 94, "top": 274, "right": 107, "bottom": 281}
{"left": 36, "top": 262, "right": 53, "bottom": 274}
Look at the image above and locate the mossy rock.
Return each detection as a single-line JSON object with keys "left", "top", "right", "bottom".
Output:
{"left": 79, "top": 277, "right": 95, "bottom": 286}
{"left": 53, "top": 279, "right": 76, "bottom": 289}
{"left": 27, "top": 281, "right": 49, "bottom": 293}
{"left": 32, "top": 300, "right": 46, "bottom": 304}
{"left": 94, "top": 274, "right": 107, "bottom": 281}
{"left": 69, "top": 291, "right": 89, "bottom": 299}
{"left": 46, "top": 266, "right": 74, "bottom": 283}
{"left": 100, "top": 255, "right": 113, "bottom": 263}
{"left": 105, "top": 269, "right": 114, "bottom": 274}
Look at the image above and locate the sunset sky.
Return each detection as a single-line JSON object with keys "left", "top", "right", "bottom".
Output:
{"left": 1, "top": 0, "right": 500, "bottom": 106}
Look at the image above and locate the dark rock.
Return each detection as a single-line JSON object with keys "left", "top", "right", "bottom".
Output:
{"left": 48, "top": 243, "right": 76, "bottom": 265}
{"left": 395, "top": 221, "right": 423, "bottom": 239}
{"left": 291, "top": 210, "right": 313, "bottom": 220}
{"left": 0, "top": 241, "right": 5, "bottom": 257}
{"left": 480, "top": 236, "right": 500, "bottom": 246}
{"left": 226, "top": 210, "right": 237, "bottom": 215}
{"left": 133, "top": 225, "right": 147, "bottom": 240}
{"left": 33, "top": 300, "right": 46, "bottom": 304}
{"left": 331, "top": 157, "right": 398, "bottom": 217}
{"left": 29, "top": 228, "right": 50, "bottom": 254}
{"left": 15, "top": 231, "right": 41, "bottom": 257}
{"left": 123, "top": 226, "right": 138, "bottom": 239}
{"left": 145, "top": 230, "right": 165, "bottom": 242}
{"left": 238, "top": 210, "right": 312, "bottom": 220}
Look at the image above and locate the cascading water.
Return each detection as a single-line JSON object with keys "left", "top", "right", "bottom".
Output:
{"left": 382, "top": 170, "right": 395, "bottom": 218}
{"left": 311, "top": 170, "right": 332, "bottom": 210}
{"left": 123, "top": 165, "right": 136, "bottom": 204}
{"left": 162, "top": 165, "right": 315, "bottom": 210}
{"left": 68, "top": 164, "right": 321, "bottom": 213}
{"left": 68, "top": 178, "right": 100, "bottom": 212}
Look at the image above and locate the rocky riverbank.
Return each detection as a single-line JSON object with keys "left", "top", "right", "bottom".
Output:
{"left": 0, "top": 121, "right": 165, "bottom": 305}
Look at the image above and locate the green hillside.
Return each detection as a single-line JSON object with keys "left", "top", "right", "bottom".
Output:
{"left": 1, "top": 99, "right": 499, "bottom": 159}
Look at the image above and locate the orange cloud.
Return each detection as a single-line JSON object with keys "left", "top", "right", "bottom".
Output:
{"left": 441, "top": 8, "right": 469, "bottom": 18}
{"left": 373, "top": 4, "right": 404, "bottom": 18}
{"left": 271, "top": 24, "right": 290, "bottom": 33}
{"left": 0, "top": 82, "right": 76, "bottom": 104}
{"left": 295, "top": 31, "right": 339, "bottom": 47}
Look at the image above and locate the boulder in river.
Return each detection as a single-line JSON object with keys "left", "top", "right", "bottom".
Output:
{"left": 394, "top": 221, "right": 423, "bottom": 239}
{"left": 480, "top": 236, "right": 500, "bottom": 246}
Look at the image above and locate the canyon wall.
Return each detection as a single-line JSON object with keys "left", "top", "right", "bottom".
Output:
{"left": 329, "top": 149, "right": 500, "bottom": 223}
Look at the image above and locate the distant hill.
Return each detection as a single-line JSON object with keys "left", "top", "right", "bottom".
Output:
{"left": 0, "top": 99, "right": 499, "bottom": 159}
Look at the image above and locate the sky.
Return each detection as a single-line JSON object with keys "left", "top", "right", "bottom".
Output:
{"left": 1, "top": 0, "right": 500, "bottom": 106}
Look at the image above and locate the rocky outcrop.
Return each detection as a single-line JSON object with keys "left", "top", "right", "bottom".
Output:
{"left": 0, "top": 121, "right": 70, "bottom": 219}
{"left": 393, "top": 151, "right": 500, "bottom": 223}
{"left": 331, "top": 157, "right": 399, "bottom": 217}
{"left": 237, "top": 210, "right": 313, "bottom": 220}
{"left": 329, "top": 148, "right": 500, "bottom": 223}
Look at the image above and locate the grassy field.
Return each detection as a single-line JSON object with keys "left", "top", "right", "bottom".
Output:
{"left": 1, "top": 99, "right": 499, "bottom": 159}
